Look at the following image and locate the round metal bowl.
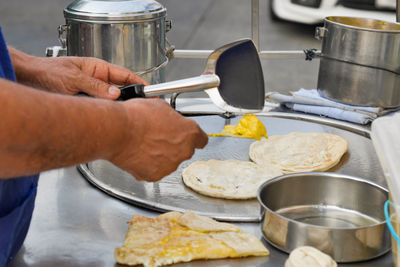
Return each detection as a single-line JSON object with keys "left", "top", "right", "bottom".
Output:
{"left": 257, "top": 172, "right": 390, "bottom": 263}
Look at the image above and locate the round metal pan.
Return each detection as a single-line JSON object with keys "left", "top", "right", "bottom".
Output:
{"left": 257, "top": 172, "right": 390, "bottom": 263}
{"left": 77, "top": 113, "right": 385, "bottom": 222}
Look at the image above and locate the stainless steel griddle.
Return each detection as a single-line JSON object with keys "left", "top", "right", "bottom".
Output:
{"left": 78, "top": 113, "right": 385, "bottom": 223}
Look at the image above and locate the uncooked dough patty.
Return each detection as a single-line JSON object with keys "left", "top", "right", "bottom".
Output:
{"left": 285, "top": 246, "right": 337, "bottom": 267}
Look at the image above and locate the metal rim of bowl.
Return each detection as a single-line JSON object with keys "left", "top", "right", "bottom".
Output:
{"left": 325, "top": 16, "right": 400, "bottom": 33}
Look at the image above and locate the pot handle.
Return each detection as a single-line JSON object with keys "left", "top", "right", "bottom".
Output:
{"left": 58, "top": 24, "right": 69, "bottom": 49}
{"left": 315, "top": 27, "right": 328, "bottom": 40}
{"left": 45, "top": 25, "right": 69, "bottom": 57}
{"left": 135, "top": 39, "right": 175, "bottom": 76}
{"left": 135, "top": 58, "right": 169, "bottom": 76}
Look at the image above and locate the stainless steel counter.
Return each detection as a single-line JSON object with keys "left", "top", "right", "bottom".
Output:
{"left": 9, "top": 99, "right": 396, "bottom": 267}
{"left": 10, "top": 166, "right": 395, "bottom": 267}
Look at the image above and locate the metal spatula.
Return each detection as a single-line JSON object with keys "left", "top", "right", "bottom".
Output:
{"left": 118, "top": 39, "right": 265, "bottom": 113}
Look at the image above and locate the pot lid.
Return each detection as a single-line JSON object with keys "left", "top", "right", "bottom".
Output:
{"left": 64, "top": 0, "right": 166, "bottom": 21}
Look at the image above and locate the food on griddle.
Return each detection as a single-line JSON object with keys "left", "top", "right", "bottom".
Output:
{"left": 182, "top": 159, "right": 282, "bottom": 199}
{"left": 285, "top": 246, "right": 337, "bottom": 267}
{"left": 114, "top": 211, "right": 269, "bottom": 267}
{"left": 249, "top": 132, "right": 348, "bottom": 173}
{"left": 209, "top": 114, "right": 268, "bottom": 140}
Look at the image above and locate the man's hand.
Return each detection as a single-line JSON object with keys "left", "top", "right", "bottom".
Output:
{"left": 9, "top": 47, "right": 147, "bottom": 99}
{"left": 1, "top": 48, "right": 208, "bottom": 182}
{"left": 0, "top": 78, "right": 207, "bottom": 181}
{"left": 109, "top": 99, "right": 208, "bottom": 182}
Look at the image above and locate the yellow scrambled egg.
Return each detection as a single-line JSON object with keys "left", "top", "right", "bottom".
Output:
{"left": 158, "top": 227, "right": 237, "bottom": 259}
{"left": 209, "top": 114, "right": 268, "bottom": 140}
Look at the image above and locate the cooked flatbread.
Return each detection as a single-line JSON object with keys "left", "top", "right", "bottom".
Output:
{"left": 182, "top": 159, "right": 283, "bottom": 199}
{"left": 249, "top": 132, "right": 348, "bottom": 173}
{"left": 114, "top": 211, "right": 269, "bottom": 267}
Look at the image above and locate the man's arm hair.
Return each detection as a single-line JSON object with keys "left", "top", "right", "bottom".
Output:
{"left": 0, "top": 78, "right": 127, "bottom": 178}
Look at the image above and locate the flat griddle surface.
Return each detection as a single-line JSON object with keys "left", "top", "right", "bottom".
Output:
{"left": 78, "top": 114, "right": 384, "bottom": 222}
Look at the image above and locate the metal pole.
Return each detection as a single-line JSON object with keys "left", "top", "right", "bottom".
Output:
{"left": 173, "top": 49, "right": 213, "bottom": 58}
{"left": 251, "top": 0, "right": 260, "bottom": 51}
{"left": 259, "top": 50, "right": 320, "bottom": 59}
{"left": 397, "top": 0, "right": 400, "bottom": 22}
{"left": 173, "top": 49, "right": 321, "bottom": 59}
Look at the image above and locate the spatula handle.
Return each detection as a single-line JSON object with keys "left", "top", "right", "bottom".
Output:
{"left": 143, "top": 74, "right": 219, "bottom": 97}
{"left": 117, "top": 84, "right": 146, "bottom": 100}
{"left": 116, "top": 74, "right": 220, "bottom": 100}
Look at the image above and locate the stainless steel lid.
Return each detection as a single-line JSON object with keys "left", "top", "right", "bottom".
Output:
{"left": 64, "top": 0, "right": 166, "bottom": 22}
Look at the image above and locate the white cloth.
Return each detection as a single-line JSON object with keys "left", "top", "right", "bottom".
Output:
{"left": 266, "top": 89, "right": 399, "bottom": 125}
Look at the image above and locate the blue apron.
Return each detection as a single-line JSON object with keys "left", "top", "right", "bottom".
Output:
{"left": 0, "top": 27, "right": 39, "bottom": 267}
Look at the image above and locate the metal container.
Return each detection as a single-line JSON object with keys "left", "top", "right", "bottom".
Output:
{"left": 257, "top": 172, "right": 390, "bottom": 263}
{"left": 59, "top": 0, "right": 172, "bottom": 84}
{"left": 398, "top": 0, "right": 400, "bottom": 22}
{"left": 316, "top": 16, "right": 400, "bottom": 108}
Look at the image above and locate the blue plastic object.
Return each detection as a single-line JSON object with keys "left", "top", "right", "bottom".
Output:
{"left": 384, "top": 200, "right": 400, "bottom": 253}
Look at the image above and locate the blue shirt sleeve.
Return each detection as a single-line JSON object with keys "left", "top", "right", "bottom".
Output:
{"left": 0, "top": 26, "right": 40, "bottom": 266}
{"left": 0, "top": 27, "right": 16, "bottom": 82}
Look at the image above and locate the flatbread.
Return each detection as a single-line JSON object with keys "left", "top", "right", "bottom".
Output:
{"left": 182, "top": 159, "right": 283, "bottom": 199}
{"left": 285, "top": 246, "right": 337, "bottom": 267}
{"left": 115, "top": 211, "right": 269, "bottom": 267}
{"left": 249, "top": 132, "right": 348, "bottom": 173}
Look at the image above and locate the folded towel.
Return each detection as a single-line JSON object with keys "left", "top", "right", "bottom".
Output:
{"left": 266, "top": 89, "right": 399, "bottom": 125}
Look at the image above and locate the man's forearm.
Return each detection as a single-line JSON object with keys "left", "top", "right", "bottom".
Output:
{"left": 4, "top": 48, "right": 208, "bottom": 182}
{"left": 0, "top": 78, "right": 127, "bottom": 178}
{"left": 8, "top": 47, "right": 36, "bottom": 86}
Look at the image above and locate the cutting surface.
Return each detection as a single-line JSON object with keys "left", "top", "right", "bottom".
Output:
{"left": 80, "top": 114, "right": 385, "bottom": 222}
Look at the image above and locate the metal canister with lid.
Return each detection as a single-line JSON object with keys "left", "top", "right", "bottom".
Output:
{"left": 52, "top": 0, "right": 173, "bottom": 84}
{"left": 315, "top": 16, "right": 400, "bottom": 108}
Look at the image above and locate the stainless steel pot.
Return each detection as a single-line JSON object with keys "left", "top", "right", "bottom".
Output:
{"left": 58, "top": 0, "right": 172, "bottom": 84}
{"left": 257, "top": 172, "right": 390, "bottom": 263}
{"left": 316, "top": 16, "right": 400, "bottom": 108}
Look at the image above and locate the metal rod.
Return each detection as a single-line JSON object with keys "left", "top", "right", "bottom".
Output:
{"left": 259, "top": 50, "right": 320, "bottom": 59}
{"left": 173, "top": 49, "right": 213, "bottom": 58}
{"left": 251, "top": 0, "right": 260, "bottom": 51}
{"left": 173, "top": 49, "right": 321, "bottom": 59}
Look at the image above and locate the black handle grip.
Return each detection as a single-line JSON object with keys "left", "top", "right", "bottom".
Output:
{"left": 117, "top": 84, "right": 146, "bottom": 101}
